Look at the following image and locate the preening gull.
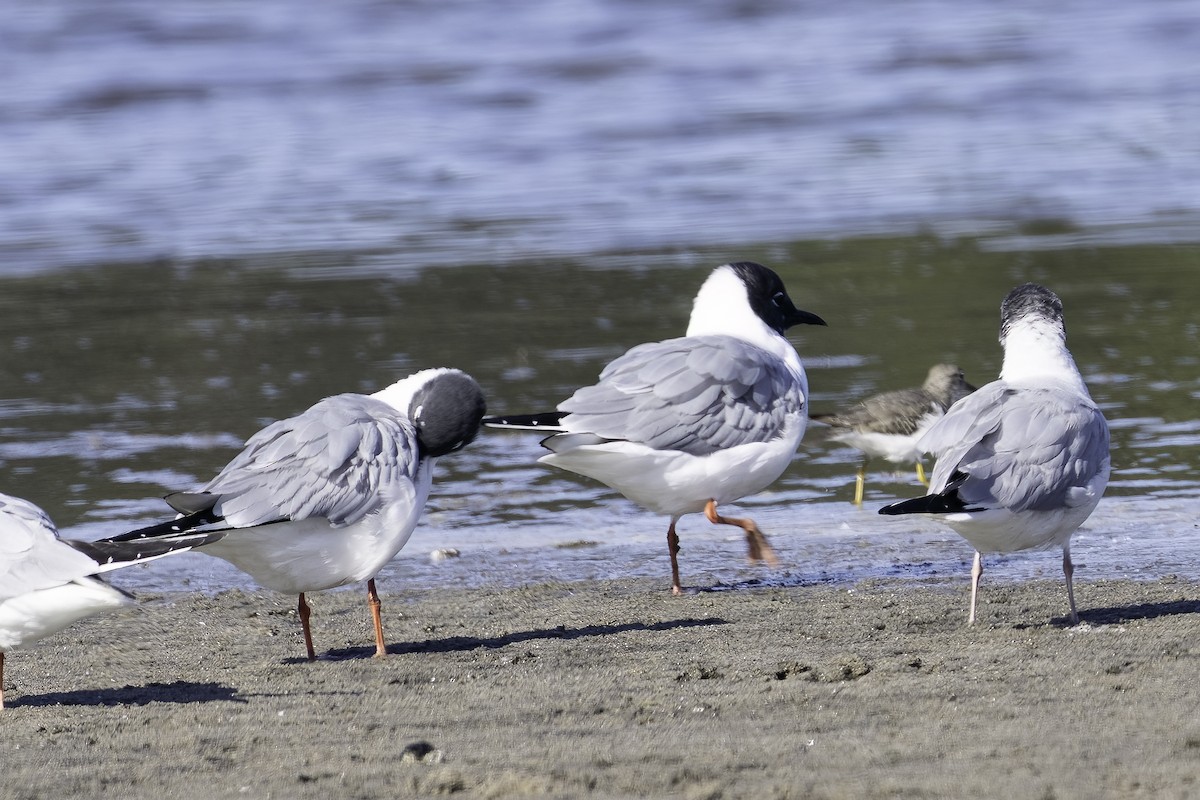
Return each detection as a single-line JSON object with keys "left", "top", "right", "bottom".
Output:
{"left": 100, "top": 368, "right": 486, "bottom": 659}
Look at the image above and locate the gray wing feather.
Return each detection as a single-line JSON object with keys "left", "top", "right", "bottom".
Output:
{"left": 1, "top": 493, "right": 99, "bottom": 600}
{"left": 557, "top": 335, "right": 803, "bottom": 456}
{"left": 204, "top": 394, "right": 420, "bottom": 528}
{"left": 922, "top": 382, "right": 1110, "bottom": 512}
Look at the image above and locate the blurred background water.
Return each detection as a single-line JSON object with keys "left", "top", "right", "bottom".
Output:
{"left": 0, "top": 0, "right": 1197, "bottom": 598}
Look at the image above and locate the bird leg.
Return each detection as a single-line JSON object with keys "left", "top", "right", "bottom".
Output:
{"left": 367, "top": 578, "right": 387, "bottom": 658}
{"left": 1063, "top": 549, "right": 1079, "bottom": 625}
{"left": 667, "top": 519, "right": 683, "bottom": 596}
{"left": 704, "top": 500, "right": 779, "bottom": 567}
{"left": 915, "top": 461, "right": 929, "bottom": 487}
{"left": 853, "top": 459, "right": 867, "bottom": 506}
{"left": 297, "top": 593, "right": 316, "bottom": 661}
{"left": 968, "top": 551, "right": 984, "bottom": 625}
{"left": 1, "top": 651, "right": 6, "bottom": 710}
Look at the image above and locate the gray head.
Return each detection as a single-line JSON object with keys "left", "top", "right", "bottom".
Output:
{"left": 922, "top": 363, "right": 976, "bottom": 407}
{"left": 726, "top": 261, "right": 827, "bottom": 334}
{"left": 1000, "top": 283, "right": 1065, "bottom": 344}
{"left": 405, "top": 370, "right": 487, "bottom": 457}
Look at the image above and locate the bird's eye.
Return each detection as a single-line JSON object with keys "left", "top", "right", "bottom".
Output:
{"left": 771, "top": 292, "right": 786, "bottom": 307}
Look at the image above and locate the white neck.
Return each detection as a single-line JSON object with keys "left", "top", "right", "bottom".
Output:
{"left": 371, "top": 368, "right": 452, "bottom": 416}
{"left": 685, "top": 266, "right": 801, "bottom": 369}
{"left": 1000, "top": 321, "right": 1088, "bottom": 394}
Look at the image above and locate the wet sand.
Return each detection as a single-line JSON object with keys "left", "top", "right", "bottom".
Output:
{"left": 4, "top": 576, "right": 1200, "bottom": 799}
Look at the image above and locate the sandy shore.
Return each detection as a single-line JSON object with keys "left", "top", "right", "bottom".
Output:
{"left": 4, "top": 575, "right": 1200, "bottom": 799}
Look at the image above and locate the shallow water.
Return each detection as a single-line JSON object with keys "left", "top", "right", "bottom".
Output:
{"left": 0, "top": 1, "right": 1197, "bottom": 596}
{"left": 0, "top": 235, "right": 1196, "bottom": 595}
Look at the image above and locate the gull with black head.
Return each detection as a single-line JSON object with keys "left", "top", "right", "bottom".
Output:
{"left": 100, "top": 368, "right": 486, "bottom": 660}
{"left": 485, "top": 262, "right": 826, "bottom": 594}
{"left": 879, "top": 284, "right": 1110, "bottom": 625}
{"left": 813, "top": 363, "right": 976, "bottom": 505}
{"left": 1, "top": 491, "right": 217, "bottom": 708}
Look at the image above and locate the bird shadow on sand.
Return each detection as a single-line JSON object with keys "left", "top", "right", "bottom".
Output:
{"left": 1008, "top": 598, "right": 1200, "bottom": 630}
{"left": 13, "top": 680, "right": 245, "bottom": 708}
{"left": 1074, "top": 598, "right": 1200, "bottom": 625}
{"left": 318, "top": 617, "right": 729, "bottom": 662}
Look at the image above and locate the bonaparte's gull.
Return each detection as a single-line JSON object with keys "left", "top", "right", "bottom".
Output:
{"left": 880, "top": 284, "right": 1110, "bottom": 625}
{"left": 101, "top": 368, "right": 486, "bottom": 659}
{"left": 485, "top": 262, "right": 826, "bottom": 594}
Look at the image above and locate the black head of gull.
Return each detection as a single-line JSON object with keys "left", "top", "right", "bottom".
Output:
{"left": 405, "top": 369, "right": 487, "bottom": 458}
{"left": 728, "top": 261, "right": 828, "bottom": 334}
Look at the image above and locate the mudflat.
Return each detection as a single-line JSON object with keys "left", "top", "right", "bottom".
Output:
{"left": 3, "top": 576, "right": 1199, "bottom": 799}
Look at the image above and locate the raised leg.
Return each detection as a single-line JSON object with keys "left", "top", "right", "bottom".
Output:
{"left": 1063, "top": 549, "right": 1079, "bottom": 625}
{"left": 667, "top": 519, "right": 683, "bottom": 596}
{"left": 367, "top": 578, "right": 388, "bottom": 658}
{"left": 704, "top": 500, "right": 779, "bottom": 567}
{"left": 968, "top": 551, "right": 983, "bottom": 625}
{"left": 915, "top": 461, "right": 929, "bottom": 487}
{"left": 298, "top": 593, "right": 316, "bottom": 661}
{"left": 853, "top": 461, "right": 867, "bottom": 506}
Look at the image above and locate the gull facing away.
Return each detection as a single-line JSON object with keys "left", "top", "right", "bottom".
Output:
{"left": 100, "top": 368, "right": 487, "bottom": 660}
{"left": 879, "top": 284, "right": 1110, "bottom": 625}
{"left": 1, "top": 492, "right": 218, "bottom": 709}
{"left": 485, "top": 262, "right": 826, "bottom": 595}
{"left": 812, "top": 363, "right": 976, "bottom": 505}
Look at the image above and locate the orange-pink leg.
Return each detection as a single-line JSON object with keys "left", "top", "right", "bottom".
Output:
{"left": 298, "top": 593, "right": 316, "bottom": 661}
{"left": 667, "top": 519, "right": 683, "bottom": 596}
{"left": 368, "top": 578, "right": 387, "bottom": 658}
{"left": 704, "top": 499, "right": 779, "bottom": 566}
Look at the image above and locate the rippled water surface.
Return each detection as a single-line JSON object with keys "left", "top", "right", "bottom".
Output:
{"left": 0, "top": 1, "right": 1197, "bottom": 597}
{"left": 2, "top": 0, "right": 1198, "bottom": 271}
{"left": 1, "top": 238, "right": 1196, "bottom": 595}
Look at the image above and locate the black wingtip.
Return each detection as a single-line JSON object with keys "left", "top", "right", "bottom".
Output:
{"left": 880, "top": 495, "right": 934, "bottom": 516}
{"left": 68, "top": 529, "right": 227, "bottom": 566}
{"left": 482, "top": 411, "right": 565, "bottom": 429}
{"left": 879, "top": 490, "right": 976, "bottom": 516}
{"left": 99, "top": 505, "right": 225, "bottom": 544}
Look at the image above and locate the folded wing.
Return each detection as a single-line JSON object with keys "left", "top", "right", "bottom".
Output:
{"left": 556, "top": 335, "right": 804, "bottom": 456}
{"left": 920, "top": 382, "right": 1110, "bottom": 513}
